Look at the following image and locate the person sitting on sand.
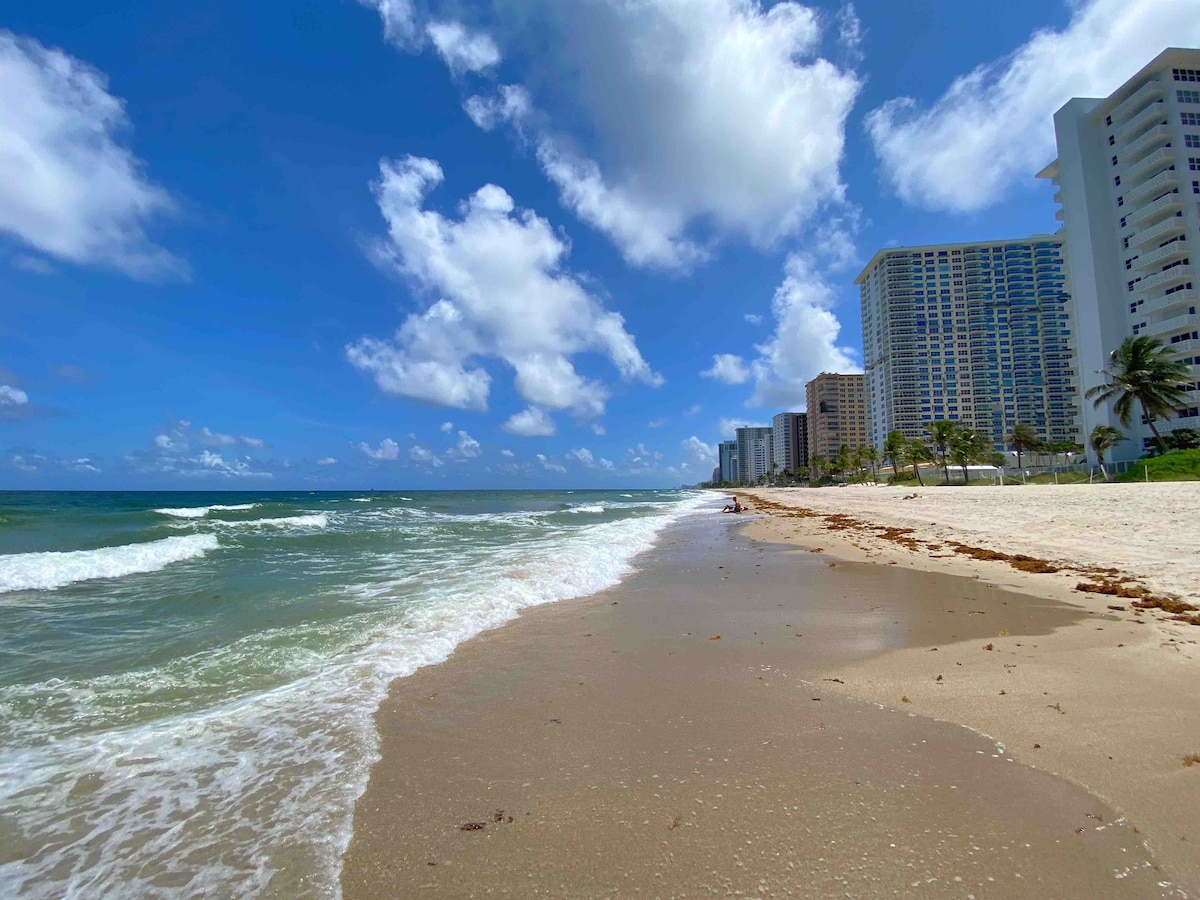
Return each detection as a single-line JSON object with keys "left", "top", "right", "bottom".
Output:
{"left": 720, "top": 498, "right": 743, "bottom": 513}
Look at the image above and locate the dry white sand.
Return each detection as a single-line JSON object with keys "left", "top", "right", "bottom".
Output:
{"left": 745, "top": 482, "right": 1200, "bottom": 603}
{"left": 739, "top": 482, "right": 1200, "bottom": 891}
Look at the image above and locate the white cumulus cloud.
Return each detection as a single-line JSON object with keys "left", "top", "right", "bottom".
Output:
{"left": 347, "top": 156, "right": 661, "bottom": 416}
{"left": 447, "top": 429, "right": 482, "bottom": 459}
{"left": 536, "top": 453, "right": 567, "bottom": 474}
{"left": 410, "top": 445, "right": 445, "bottom": 467}
{"left": 427, "top": 20, "right": 501, "bottom": 75}
{"left": 681, "top": 436, "right": 717, "bottom": 467}
{"left": 748, "top": 252, "right": 859, "bottom": 408}
{"left": 0, "top": 384, "right": 29, "bottom": 406}
{"left": 502, "top": 406, "right": 556, "bottom": 437}
{"left": 865, "top": 0, "right": 1200, "bottom": 213}
{"left": 317, "top": 457, "right": 339, "bottom": 466}
{"left": 702, "top": 354, "right": 751, "bottom": 385}
{"left": 0, "top": 31, "right": 184, "bottom": 279}
{"left": 358, "top": 438, "right": 401, "bottom": 460}
{"left": 458, "top": 0, "right": 860, "bottom": 270}
{"left": 357, "top": 0, "right": 419, "bottom": 48}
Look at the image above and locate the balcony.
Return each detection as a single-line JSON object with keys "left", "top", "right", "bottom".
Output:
{"left": 1140, "top": 289, "right": 1197, "bottom": 317}
{"left": 1122, "top": 146, "right": 1178, "bottom": 184}
{"left": 1144, "top": 311, "right": 1200, "bottom": 339}
{"left": 1125, "top": 191, "right": 1184, "bottom": 227}
{"left": 1114, "top": 100, "right": 1168, "bottom": 142}
{"left": 1131, "top": 215, "right": 1187, "bottom": 249}
{"left": 1167, "top": 338, "right": 1200, "bottom": 356}
{"left": 1138, "top": 264, "right": 1194, "bottom": 294}
{"left": 1119, "top": 124, "right": 1173, "bottom": 163}
{"left": 1134, "top": 240, "right": 1191, "bottom": 272}
{"left": 1112, "top": 78, "right": 1164, "bottom": 123}
{"left": 1126, "top": 167, "right": 1179, "bottom": 204}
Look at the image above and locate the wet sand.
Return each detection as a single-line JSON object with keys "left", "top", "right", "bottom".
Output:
{"left": 341, "top": 506, "right": 1184, "bottom": 898}
{"left": 738, "top": 487, "right": 1200, "bottom": 893}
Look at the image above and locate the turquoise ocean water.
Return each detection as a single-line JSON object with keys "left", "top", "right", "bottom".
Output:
{"left": 0, "top": 489, "right": 707, "bottom": 897}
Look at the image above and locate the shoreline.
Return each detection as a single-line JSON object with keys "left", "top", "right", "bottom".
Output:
{"left": 736, "top": 485, "right": 1200, "bottom": 890}
{"left": 341, "top": 499, "right": 1192, "bottom": 897}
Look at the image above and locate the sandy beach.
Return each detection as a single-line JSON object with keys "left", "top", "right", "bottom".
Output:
{"left": 738, "top": 483, "right": 1200, "bottom": 892}
{"left": 342, "top": 492, "right": 1199, "bottom": 898}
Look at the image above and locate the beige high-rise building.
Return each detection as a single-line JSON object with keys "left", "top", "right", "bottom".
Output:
{"left": 805, "top": 373, "right": 868, "bottom": 463}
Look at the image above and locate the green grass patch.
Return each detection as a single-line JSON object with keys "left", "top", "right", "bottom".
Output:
{"left": 1118, "top": 449, "right": 1200, "bottom": 482}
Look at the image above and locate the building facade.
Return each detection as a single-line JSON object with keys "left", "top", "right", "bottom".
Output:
{"left": 1039, "top": 48, "right": 1200, "bottom": 457}
{"left": 770, "top": 412, "right": 809, "bottom": 475}
{"left": 856, "top": 238, "right": 1081, "bottom": 451}
{"left": 804, "top": 373, "right": 868, "bottom": 463}
{"left": 734, "top": 427, "right": 773, "bottom": 484}
{"left": 717, "top": 440, "right": 739, "bottom": 484}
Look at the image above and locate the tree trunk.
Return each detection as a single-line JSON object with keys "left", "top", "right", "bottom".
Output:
{"left": 960, "top": 463, "right": 968, "bottom": 484}
{"left": 1143, "top": 404, "right": 1169, "bottom": 455}
{"left": 912, "top": 461, "right": 924, "bottom": 486}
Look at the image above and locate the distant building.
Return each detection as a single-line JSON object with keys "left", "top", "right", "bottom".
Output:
{"left": 805, "top": 373, "right": 867, "bottom": 463}
{"left": 771, "top": 412, "right": 809, "bottom": 474}
{"left": 717, "top": 440, "right": 739, "bottom": 483}
{"left": 1039, "top": 47, "right": 1200, "bottom": 457}
{"left": 856, "top": 238, "right": 1081, "bottom": 451}
{"left": 735, "top": 426, "right": 773, "bottom": 484}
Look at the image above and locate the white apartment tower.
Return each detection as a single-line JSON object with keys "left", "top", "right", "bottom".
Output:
{"left": 1039, "top": 48, "right": 1200, "bottom": 457}
{"left": 857, "top": 239, "right": 1081, "bottom": 451}
{"left": 770, "top": 412, "right": 808, "bottom": 474}
{"left": 734, "top": 426, "right": 773, "bottom": 484}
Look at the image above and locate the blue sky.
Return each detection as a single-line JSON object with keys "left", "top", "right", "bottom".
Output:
{"left": 2, "top": 0, "right": 1195, "bottom": 489}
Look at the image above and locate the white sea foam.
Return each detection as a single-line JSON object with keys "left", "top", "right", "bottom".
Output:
{"left": 153, "top": 504, "right": 258, "bottom": 518}
{"left": 0, "top": 535, "right": 220, "bottom": 593}
{"left": 0, "top": 492, "right": 707, "bottom": 898}
{"left": 210, "top": 514, "right": 329, "bottom": 530}
{"left": 350, "top": 498, "right": 372, "bottom": 503}
{"left": 568, "top": 504, "right": 606, "bottom": 514}
{"left": 620, "top": 493, "right": 634, "bottom": 498}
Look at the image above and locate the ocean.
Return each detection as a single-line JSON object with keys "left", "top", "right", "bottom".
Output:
{"left": 0, "top": 489, "right": 708, "bottom": 897}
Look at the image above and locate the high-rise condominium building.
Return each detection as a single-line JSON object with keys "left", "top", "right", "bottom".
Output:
{"left": 717, "top": 440, "right": 739, "bottom": 483}
{"left": 735, "top": 427, "right": 773, "bottom": 484}
{"left": 856, "top": 238, "right": 1081, "bottom": 451}
{"left": 1039, "top": 48, "right": 1200, "bottom": 457}
{"left": 771, "top": 412, "right": 809, "bottom": 474}
{"left": 804, "top": 373, "right": 867, "bottom": 462}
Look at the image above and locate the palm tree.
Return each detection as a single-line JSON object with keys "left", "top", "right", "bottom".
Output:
{"left": 861, "top": 445, "right": 880, "bottom": 484}
{"left": 1085, "top": 336, "right": 1191, "bottom": 455}
{"left": 948, "top": 429, "right": 991, "bottom": 484}
{"left": 899, "top": 438, "right": 932, "bottom": 486}
{"left": 833, "top": 444, "right": 851, "bottom": 480}
{"left": 1008, "top": 423, "right": 1041, "bottom": 472}
{"left": 1089, "top": 425, "right": 1126, "bottom": 482}
{"left": 883, "top": 430, "right": 907, "bottom": 478}
{"left": 924, "top": 420, "right": 959, "bottom": 485}
{"left": 809, "top": 456, "right": 826, "bottom": 481}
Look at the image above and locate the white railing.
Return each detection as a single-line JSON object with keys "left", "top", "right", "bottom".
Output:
{"left": 1144, "top": 312, "right": 1200, "bottom": 338}
{"left": 1125, "top": 191, "right": 1184, "bottom": 227}
{"left": 1133, "top": 240, "right": 1190, "bottom": 272}
{"left": 1140, "top": 289, "right": 1197, "bottom": 316}
{"left": 1113, "top": 78, "right": 1164, "bottom": 123}
{"left": 1126, "top": 167, "right": 1179, "bottom": 204}
{"left": 1138, "top": 264, "right": 1194, "bottom": 293}
{"left": 1114, "top": 99, "right": 1167, "bottom": 142}
{"left": 1131, "top": 215, "right": 1187, "bottom": 249}
{"left": 1121, "top": 146, "right": 1175, "bottom": 183}
{"left": 1119, "top": 123, "right": 1172, "bottom": 161}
